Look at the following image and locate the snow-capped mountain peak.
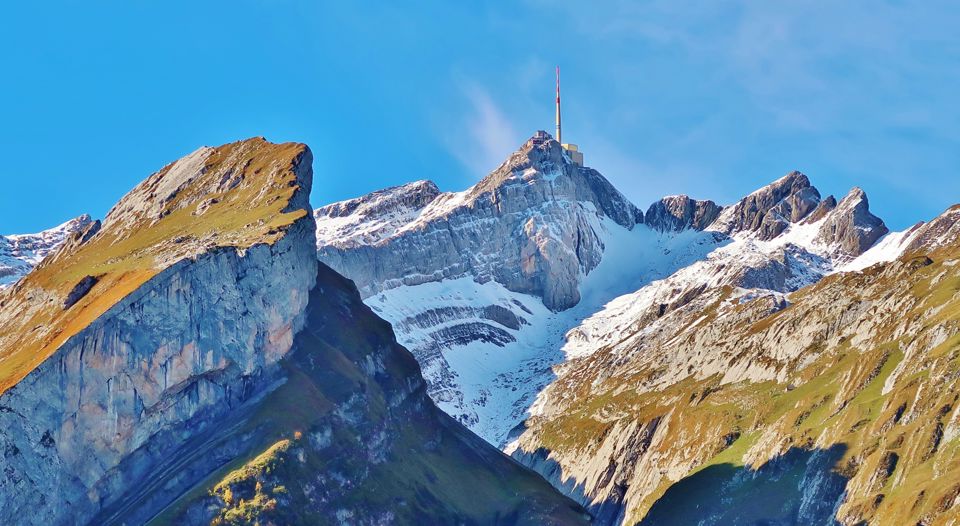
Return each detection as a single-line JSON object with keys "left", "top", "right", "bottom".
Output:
{"left": 313, "top": 140, "right": 896, "bottom": 450}
{"left": 0, "top": 214, "right": 93, "bottom": 288}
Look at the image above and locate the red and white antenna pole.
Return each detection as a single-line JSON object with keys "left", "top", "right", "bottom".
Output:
{"left": 555, "top": 66, "right": 562, "bottom": 144}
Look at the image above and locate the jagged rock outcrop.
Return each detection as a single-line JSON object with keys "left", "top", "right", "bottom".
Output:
{"left": 645, "top": 195, "right": 721, "bottom": 232}
{"left": 316, "top": 133, "right": 643, "bottom": 312}
{"left": 0, "top": 214, "right": 93, "bottom": 288}
{"left": 802, "top": 195, "right": 837, "bottom": 224}
{"left": 814, "top": 187, "right": 889, "bottom": 259}
{"left": 904, "top": 204, "right": 960, "bottom": 253}
{"left": 0, "top": 137, "right": 588, "bottom": 526}
{"left": 710, "top": 171, "right": 821, "bottom": 239}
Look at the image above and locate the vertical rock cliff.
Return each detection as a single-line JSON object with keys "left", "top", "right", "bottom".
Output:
{"left": 0, "top": 138, "right": 318, "bottom": 525}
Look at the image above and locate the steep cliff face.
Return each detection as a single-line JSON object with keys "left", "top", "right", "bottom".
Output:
{"left": 512, "top": 205, "right": 960, "bottom": 525}
{"left": 316, "top": 133, "right": 643, "bottom": 312}
{"left": 814, "top": 187, "right": 889, "bottom": 260}
{"left": 644, "top": 195, "right": 721, "bottom": 232}
{"left": 152, "top": 263, "right": 588, "bottom": 526}
{"left": 0, "top": 137, "right": 587, "bottom": 526}
{"left": 710, "top": 171, "right": 822, "bottom": 240}
{"left": 0, "top": 138, "right": 317, "bottom": 525}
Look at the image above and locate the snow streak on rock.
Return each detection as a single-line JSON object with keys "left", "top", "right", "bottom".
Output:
{"left": 0, "top": 215, "right": 93, "bottom": 288}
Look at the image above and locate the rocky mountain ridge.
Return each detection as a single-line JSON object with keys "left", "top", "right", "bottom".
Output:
{"left": 0, "top": 137, "right": 586, "bottom": 525}
{"left": 512, "top": 202, "right": 960, "bottom": 525}
{"left": 312, "top": 131, "right": 960, "bottom": 525}
{"left": 317, "top": 135, "right": 643, "bottom": 312}
{"left": 314, "top": 134, "right": 894, "bottom": 449}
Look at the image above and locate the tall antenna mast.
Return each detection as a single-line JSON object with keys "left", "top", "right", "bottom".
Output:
{"left": 555, "top": 66, "right": 562, "bottom": 144}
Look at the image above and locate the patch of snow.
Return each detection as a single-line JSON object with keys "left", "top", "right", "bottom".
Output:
{"left": 0, "top": 215, "right": 93, "bottom": 288}
{"left": 839, "top": 228, "right": 918, "bottom": 272}
{"left": 366, "top": 217, "right": 723, "bottom": 447}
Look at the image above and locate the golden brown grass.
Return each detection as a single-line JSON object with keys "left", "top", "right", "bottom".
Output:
{"left": 0, "top": 138, "right": 309, "bottom": 394}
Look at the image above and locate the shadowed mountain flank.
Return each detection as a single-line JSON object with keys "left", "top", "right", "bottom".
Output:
{"left": 638, "top": 445, "right": 848, "bottom": 526}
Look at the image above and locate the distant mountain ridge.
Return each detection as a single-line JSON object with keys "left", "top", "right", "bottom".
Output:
{"left": 0, "top": 215, "right": 92, "bottom": 288}
{"left": 316, "top": 135, "right": 643, "bottom": 311}
{"left": 4, "top": 131, "right": 956, "bottom": 525}
{"left": 314, "top": 133, "right": 898, "bottom": 445}
{"left": 313, "top": 131, "right": 959, "bottom": 525}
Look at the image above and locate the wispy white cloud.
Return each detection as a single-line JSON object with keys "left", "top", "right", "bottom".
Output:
{"left": 444, "top": 81, "right": 522, "bottom": 178}
{"left": 518, "top": 0, "right": 959, "bottom": 227}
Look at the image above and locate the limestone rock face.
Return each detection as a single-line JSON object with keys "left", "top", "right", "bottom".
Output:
{"left": 644, "top": 195, "right": 721, "bottom": 232}
{"left": 814, "top": 187, "right": 889, "bottom": 259}
{"left": 316, "top": 134, "right": 643, "bottom": 312}
{"left": 0, "top": 138, "right": 318, "bottom": 525}
{"left": 710, "top": 171, "right": 821, "bottom": 240}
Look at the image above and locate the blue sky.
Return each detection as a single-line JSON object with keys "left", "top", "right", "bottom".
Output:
{"left": 1, "top": 1, "right": 957, "bottom": 233}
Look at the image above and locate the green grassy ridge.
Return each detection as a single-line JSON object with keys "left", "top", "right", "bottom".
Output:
{"left": 534, "top": 248, "right": 960, "bottom": 525}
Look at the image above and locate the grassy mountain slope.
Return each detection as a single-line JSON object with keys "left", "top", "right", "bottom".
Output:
{"left": 516, "top": 227, "right": 960, "bottom": 525}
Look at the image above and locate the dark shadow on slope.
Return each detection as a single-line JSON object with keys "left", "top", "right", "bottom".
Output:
{"left": 514, "top": 444, "right": 850, "bottom": 526}
{"left": 637, "top": 444, "right": 849, "bottom": 526}
{"left": 512, "top": 446, "right": 630, "bottom": 526}
{"left": 109, "top": 263, "right": 590, "bottom": 526}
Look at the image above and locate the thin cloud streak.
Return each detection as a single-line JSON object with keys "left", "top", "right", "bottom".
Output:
{"left": 445, "top": 82, "right": 522, "bottom": 179}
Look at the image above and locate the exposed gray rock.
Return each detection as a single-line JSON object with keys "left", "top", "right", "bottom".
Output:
{"left": 802, "top": 195, "right": 837, "bottom": 224}
{"left": 904, "top": 205, "right": 960, "bottom": 253}
{"left": 645, "top": 195, "right": 722, "bottom": 232}
{"left": 814, "top": 187, "right": 889, "bottom": 258}
{"left": 709, "top": 171, "right": 821, "bottom": 239}
{"left": 62, "top": 275, "right": 98, "bottom": 309}
{"left": 316, "top": 134, "right": 643, "bottom": 312}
